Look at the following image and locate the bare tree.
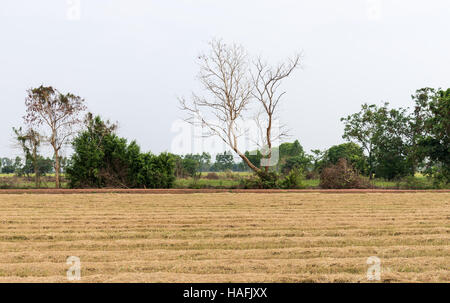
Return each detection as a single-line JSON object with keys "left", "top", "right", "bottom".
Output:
{"left": 180, "top": 39, "right": 301, "bottom": 173}
{"left": 251, "top": 54, "right": 301, "bottom": 171}
{"left": 24, "top": 86, "right": 86, "bottom": 188}
{"left": 180, "top": 39, "right": 260, "bottom": 172}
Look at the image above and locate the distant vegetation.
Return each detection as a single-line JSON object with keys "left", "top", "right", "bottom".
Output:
{"left": 1, "top": 86, "right": 448, "bottom": 190}
{"left": 1, "top": 40, "right": 448, "bottom": 190}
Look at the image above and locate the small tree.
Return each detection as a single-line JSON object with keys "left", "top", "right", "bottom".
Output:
{"left": 0, "top": 158, "right": 15, "bottom": 174}
{"left": 323, "top": 142, "right": 367, "bottom": 174}
{"left": 211, "top": 152, "right": 234, "bottom": 171}
{"left": 13, "top": 127, "right": 42, "bottom": 187}
{"left": 67, "top": 114, "right": 175, "bottom": 189}
{"left": 341, "top": 103, "right": 414, "bottom": 180}
{"left": 24, "top": 86, "right": 86, "bottom": 188}
{"left": 341, "top": 104, "right": 381, "bottom": 179}
{"left": 412, "top": 88, "right": 450, "bottom": 183}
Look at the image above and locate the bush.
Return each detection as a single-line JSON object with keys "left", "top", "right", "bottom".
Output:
{"left": 305, "top": 171, "right": 318, "bottom": 180}
{"left": 323, "top": 143, "right": 367, "bottom": 174}
{"left": 66, "top": 115, "right": 175, "bottom": 188}
{"left": 224, "top": 169, "right": 236, "bottom": 180}
{"left": 204, "top": 172, "right": 219, "bottom": 180}
{"left": 241, "top": 170, "right": 279, "bottom": 189}
{"left": 320, "top": 158, "right": 370, "bottom": 189}
{"left": 279, "top": 168, "right": 305, "bottom": 189}
{"left": 397, "top": 176, "right": 435, "bottom": 190}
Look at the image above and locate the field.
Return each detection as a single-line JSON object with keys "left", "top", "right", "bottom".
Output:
{"left": 0, "top": 192, "right": 448, "bottom": 283}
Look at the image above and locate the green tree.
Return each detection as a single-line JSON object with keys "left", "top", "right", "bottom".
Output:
{"left": 182, "top": 157, "right": 200, "bottom": 178}
{"left": 342, "top": 103, "right": 415, "bottom": 180}
{"left": 22, "top": 156, "right": 53, "bottom": 177}
{"left": 13, "top": 127, "right": 42, "bottom": 187}
{"left": 372, "top": 107, "right": 413, "bottom": 180}
{"left": 13, "top": 157, "right": 23, "bottom": 176}
{"left": 310, "top": 149, "right": 325, "bottom": 172}
{"left": 244, "top": 150, "right": 263, "bottom": 170}
{"left": 412, "top": 88, "right": 450, "bottom": 183}
{"left": 212, "top": 152, "right": 234, "bottom": 171}
{"left": 66, "top": 114, "right": 175, "bottom": 188}
{"left": 24, "top": 86, "right": 86, "bottom": 188}
{"left": 341, "top": 104, "right": 384, "bottom": 179}
{"left": 0, "top": 158, "right": 15, "bottom": 174}
{"left": 323, "top": 143, "right": 367, "bottom": 174}
{"left": 279, "top": 140, "right": 304, "bottom": 158}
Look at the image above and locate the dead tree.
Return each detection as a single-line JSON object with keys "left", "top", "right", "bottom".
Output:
{"left": 180, "top": 39, "right": 260, "bottom": 173}
{"left": 251, "top": 54, "right": 301, "bottom": 171}
{"left": 180, "top": 39, "right": 301, "bottom": 173}
{"left": 24, "top": 86, "right": 86, "bottom": 188}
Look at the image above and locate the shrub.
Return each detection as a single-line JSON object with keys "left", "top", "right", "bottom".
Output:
{"left": 305, "top": 171, "right": 318, "bottom": 180}
{"left": 225, "top": 169, "right": 235, "bottom": 180}
{"left": 279, "top": 168, "right": 305, "bottom": 189}
{"left": 323, "top": 143, "right": 367, "bottom": 174}
{"left": 320, "top": 158, "right": 370, "bottom": 189}
{"left": 66, "top": 115, "right": 175, "bottom": 188}
{"left": 241, "top": 170, "right": 279, "bottom": 189}
{"left": 204, "top": 172, "right": 219, "bottom": 180}
{"left": 398, "top": 176, "right": 434, "bottom": 190}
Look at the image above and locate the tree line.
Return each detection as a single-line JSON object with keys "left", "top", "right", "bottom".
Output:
{"left": 4, "top": 39, "right": 448, "bottom": 189}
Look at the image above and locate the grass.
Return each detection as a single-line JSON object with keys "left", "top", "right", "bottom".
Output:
{"left": 174, "top": 178, "right": 241, "bottom": 188}
{"left": 0, "top": 173, "right": 447, "bottom": 190}
{"left": 0, "top": 193, "right": 448, "bottom": 282}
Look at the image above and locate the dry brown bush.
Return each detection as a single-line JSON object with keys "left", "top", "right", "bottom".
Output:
{"left": 204, "top": 172, "right": 220, "bottom": 180}
{"left": 320, "top": 159, "right": 371, "bottom": 189}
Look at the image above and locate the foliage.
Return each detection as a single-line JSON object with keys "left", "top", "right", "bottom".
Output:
{"left": 341, "top": 103, "right": 414, "bottom": 180}
{"left": 341, "top": 103, "right": 388, "bottom": 178}
{"left": 280, "top": 155, "right": 311, "bottom": 174}
{"left": 310, "top": 149, "right": 325, "bottom": 172}
{"left": 180, "top": 157, "right": 200, "bottom": 178}
{"left": 244, "top": 150, "right": 263, "bottom": 170}
{"left": 279, "top": 168, "right": 305, "bottom": 189}
{"left": 243, "top": 140, "right": 312, "bottom": 174}
{"left": 13, "top": 127, "right": 43, "bottom": 186}
{"left": 21, "top": 156, "right": 53, "bottom": 176}
{"left": 278, "top": 140, "right": 312, "bottom": 173}
{"left": 211, "top": 152, "right": 234, "bottom": 171}
{"left": 322, "top": 143, "right": 367, "bottom": 174}
{"left": 241, "top": 170, "right": 279, "bottom": 189}
{"left": 412, "top": 88, "right": 450, "bottom": 183}
{"left": 373, "top": 106, "right": 414, "bottom": 180}
{"left": 66, "top": 115, "right": 175, "bottom": 188}
{"left": 0, "top": 158, "right": 16, "bottom": 174}
{"left": 24, "top": 85, "right": 86, "bottom": 188}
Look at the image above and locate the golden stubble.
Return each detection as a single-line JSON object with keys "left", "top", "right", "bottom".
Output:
{"left": 0, "top": 193, "right": 448, "bottom": 282}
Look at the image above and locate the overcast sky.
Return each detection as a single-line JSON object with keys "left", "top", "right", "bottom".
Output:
{"left": 1, "top": 0, "right": 449, "bottom": 158}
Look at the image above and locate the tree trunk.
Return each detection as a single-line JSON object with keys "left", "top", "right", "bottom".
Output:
{"left": 265, "top": 119, "right": 272, "bottom": 173}
{"left": 368, "top": 152, "right": 374, "bottom": 180}
{"left": 33, "top": 148, "right": 40, "bottom": 188}
{"left": 54, "top": 149, "right": 60, "bottom": 188}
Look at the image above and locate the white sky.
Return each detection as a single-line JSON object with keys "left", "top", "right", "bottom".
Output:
{"left": 1, "top": 0, "right": 449, "bottom": 158}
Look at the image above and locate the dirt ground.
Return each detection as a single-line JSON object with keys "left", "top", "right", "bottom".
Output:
{"left": 0, "top": 193, "right": 448, "bottom": 282}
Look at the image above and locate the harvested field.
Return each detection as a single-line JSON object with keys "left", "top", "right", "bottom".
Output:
{"left": 0, "top": 193, "right": 448, "bottom": 282}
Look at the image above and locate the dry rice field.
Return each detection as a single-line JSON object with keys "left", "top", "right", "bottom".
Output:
{"left": 0, "top": 193, "right": 448, "bottom": 283}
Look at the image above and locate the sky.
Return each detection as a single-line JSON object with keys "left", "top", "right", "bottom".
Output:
{"left": 1, "top": 0, "right": 449, "bottom": 159}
